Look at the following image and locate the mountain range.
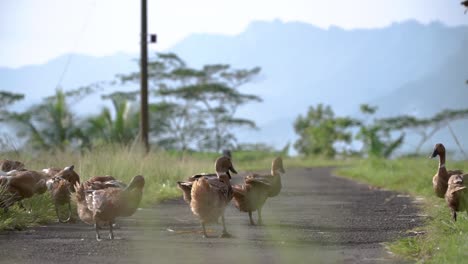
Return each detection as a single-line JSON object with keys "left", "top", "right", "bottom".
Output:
{"left": 1, "top": 19, "right": 467, "bottom": 154}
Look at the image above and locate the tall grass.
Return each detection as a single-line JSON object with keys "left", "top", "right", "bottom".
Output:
{"left": 337, "top": 157, "right": 468, "bottom": 263}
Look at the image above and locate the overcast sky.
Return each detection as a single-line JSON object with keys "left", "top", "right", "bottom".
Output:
{"left": 1, "top": 0, "right": 467, "bottom": 68}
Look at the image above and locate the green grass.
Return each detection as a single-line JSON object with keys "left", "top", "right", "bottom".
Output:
{"left": 336, "top": 157, "right": 468, "bottom": 263}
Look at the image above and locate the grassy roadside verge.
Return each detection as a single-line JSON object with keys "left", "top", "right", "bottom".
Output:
{"left": 336, "top": 158, "right": 468, "bottom": 263}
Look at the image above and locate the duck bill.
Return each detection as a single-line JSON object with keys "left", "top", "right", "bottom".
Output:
{"left": 229, "top": 166, "right": 238, "bottom": 175}
{"left": 430, "top": 149, "right": 438, "bottom": 159}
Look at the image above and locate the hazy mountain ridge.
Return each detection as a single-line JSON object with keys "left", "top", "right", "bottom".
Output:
{"left": 1, "top": 19, "right": 467, "bottom": 153}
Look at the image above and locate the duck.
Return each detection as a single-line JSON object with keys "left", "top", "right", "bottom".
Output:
{"left": 45, "top": 165, "right": 81, "bottom": 222}
{"left": 445, "top": 174, "right": 468, "bottom": 221}
{"left": 73, "top": 175, "right": 145, "bottom": 241}
{"left": 190, "top": 156, "right": 237, "bottom": 238}
{"left": 231, "top": 157, "right": 285, "bottom": 225}
{"left": 177, "top": 151, "right": 234, "bottom": 204}
{"left": 0, "top": 159, "right": 26, "bottom": 175}
{"left": 246, "top": 157, "right": 285, "bottom": 198}
{"left": 43, "top": 165, "right": 80, "bottom": 192}
{"left": 0, "top": 170, "right": 47, "bottom": 212}
{"left": 84, "top": 175, "right": 127, "bottom": 190}
{"left": 177, "top": 173, "right": 218, "bottom": 204}
{"left": 430, "top": 143, "right": 463, "bottom": 198}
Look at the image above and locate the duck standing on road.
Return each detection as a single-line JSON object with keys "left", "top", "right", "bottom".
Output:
{"left": 190, "top": 156, "right": 237, "bottom": 238}
{"left": 74, "top": 175, "right": 145, "bottom": 241}
{"left": 232, "top": 157, "right": 285, "bottom": 225}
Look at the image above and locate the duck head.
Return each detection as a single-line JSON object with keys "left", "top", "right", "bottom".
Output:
{"left": 215, "top": 156, "right": 237, "bottom": 179}
{"left": 126, "top": 175, "right": 145, "bottom": 191}
{"left": 448, "top": 174, "right": 464, "bottom": 186}
{"left": 430, "top": 143, "right": 445, "bottom": 159}
{"left": 272, "top": 157, "right": 285, "bottom": 174}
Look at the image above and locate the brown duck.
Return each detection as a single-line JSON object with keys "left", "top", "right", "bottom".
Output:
{"left": 74, "top": 175, "right": 145, "bottom": 241}
{"left": 430, "top": 143, "right": 463, "bottom": 198}
{"left": 445, "top": 174, "right": 468, "bottom": 221}
{"left": 232, "top": 157, "right": 285, "bottom": 225}
{"left": 45, "top": 165, "right": 81, "bottom": 222}
{"left": 190, "top": 156, "right": 237, "bottom": 238}
{"left": 0, "top": 170, "right": 47, "bottom": 212}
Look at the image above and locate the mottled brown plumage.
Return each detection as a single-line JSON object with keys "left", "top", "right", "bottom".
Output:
{"left": 84, "top": 175, "right": 127, "bottom": 191}
{"left": 0, "top": 170, "right": 47, "bottom": 212}
{"left": 177, "top": 173, "right": 218, "bottom": 204}
{"left": 74, "top": 175, "right": 145, "bottom": 240}
{"left": 0, "top": 159, "right": 25, "bottom": 174}
{"left": 190, "top": 156, "right": 237, "bottom": 238}
{"left": 44, "top": 165, "right": 80, "bottom": 192}
{"left": 232, "top": 157, "right": 285, "bottom": 225}
{"left": 430, "top": 143, "right": 463, "bottom": 198}
{"left": 445, "top": 174, "right": 468, "bottom": 221}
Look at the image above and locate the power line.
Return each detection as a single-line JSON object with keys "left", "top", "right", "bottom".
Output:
{"left": 55, "top": 0, "right": 97, "bottom": 90}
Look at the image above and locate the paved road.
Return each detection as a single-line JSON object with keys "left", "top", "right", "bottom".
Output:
{"left": 0, "top": 167, "right": 423, "bottom": 264}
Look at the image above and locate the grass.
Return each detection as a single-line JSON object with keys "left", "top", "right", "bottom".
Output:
{"left": 336, "top": 157, "right": 468, "bottom": 263}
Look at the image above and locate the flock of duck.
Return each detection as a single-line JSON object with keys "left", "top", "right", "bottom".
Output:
{"left": 0, "top": 142, "right": 466, "bottom": 241}
{"left": 431, "top": 143, "right": 468, "bottom": 221}
{"left": 0, "top": 162, "right": 145, "bottom": 241}
{"left": 176, "top": 155, "right": 285, "bottom": 238}
{"left": 0, "top": 154, "right": 285, "bottom": 240}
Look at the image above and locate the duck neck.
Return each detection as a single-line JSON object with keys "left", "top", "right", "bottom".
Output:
{"left": 217, "top": 173, "right": 230, "bottom": 184}
{"left": 271, "top": 168, "right": 281, "bottom": 177}
{"left": 438, "top": 153, "right": 448, "bottom": 178}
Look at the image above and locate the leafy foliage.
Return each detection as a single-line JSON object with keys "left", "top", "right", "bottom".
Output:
{"left": 0, "top": 91, "right": 24, "bottom": 121}
{"left": 83, "top": 91, "right": 140, "bottom": 146}
{"left": 295, "top": 103, "right": 468, "bottom": 158}
{"left": 120, "top": 52, "right": 262, "bottom": 151}
{"left": 5, "top": 89, "right": 86, "bottom": 151}
{"left": 294, "top": 104, "right": 358, "bottom": 158}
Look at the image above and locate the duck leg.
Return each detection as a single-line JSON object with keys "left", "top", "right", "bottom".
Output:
{"left": 220, "top": 214, "right": 232, "bottom": 238}
{"left": 257, "top": 207, "right": 264, "bottom": 226}
{"left": 56, "top": 202, "right": 72, "bottom": 223}
{"left": 95, "top": 223, "right": 102, "bottom": 241}
{"left": 109, "top": 221, "right": 114, "bottom": 240}
{"left": 201, "top": 222, "right": 211, "bottom": 238}
{"left": 452, "top": 209, "right": 457, "bottom": 222}
{"left": 248, "top": 211, "right": 256, "bottom": 225}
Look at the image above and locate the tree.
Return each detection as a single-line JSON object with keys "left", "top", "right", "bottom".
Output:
{"left": 119, "top": 53, "right": 262, "bottom": 151}
{"left": 355, "top": 104, "right": 406, "bottom": 158}
{"left": 378, "top": 108, "right": 468, "bottom": 153}
{"left": 0, "top": 91, "right": 24, "bottom": 121}
{"left": 5, "top": 89, "right": 86, "bottom": 151}
{"left": 294, "top": 104, "right": 357, "bottom": 158}
{"left": 83, "top": 91, "right": 140, "bottom": 146}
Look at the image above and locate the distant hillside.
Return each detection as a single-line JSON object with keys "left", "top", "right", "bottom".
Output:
{"left": 368, "top": 44, "right": 468, "bottom": 154}
{"left": 1, "top": 19, "right": 467, "bottom": 152}
{"left": 0, "top": 52, "right": 137, "bottom": 113}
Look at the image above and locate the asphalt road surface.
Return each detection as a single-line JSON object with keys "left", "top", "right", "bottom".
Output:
{"left": 0, "top": 167, "right": 423, "bottom": 264}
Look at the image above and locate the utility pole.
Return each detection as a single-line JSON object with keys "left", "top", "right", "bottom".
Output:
{"left": 140, "top": 0, "right": 150, "bottom": 153}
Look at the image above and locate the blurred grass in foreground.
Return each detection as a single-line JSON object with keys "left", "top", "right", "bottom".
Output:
{"left": 336, "top": 157, "right": 468, "bottom": 263}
